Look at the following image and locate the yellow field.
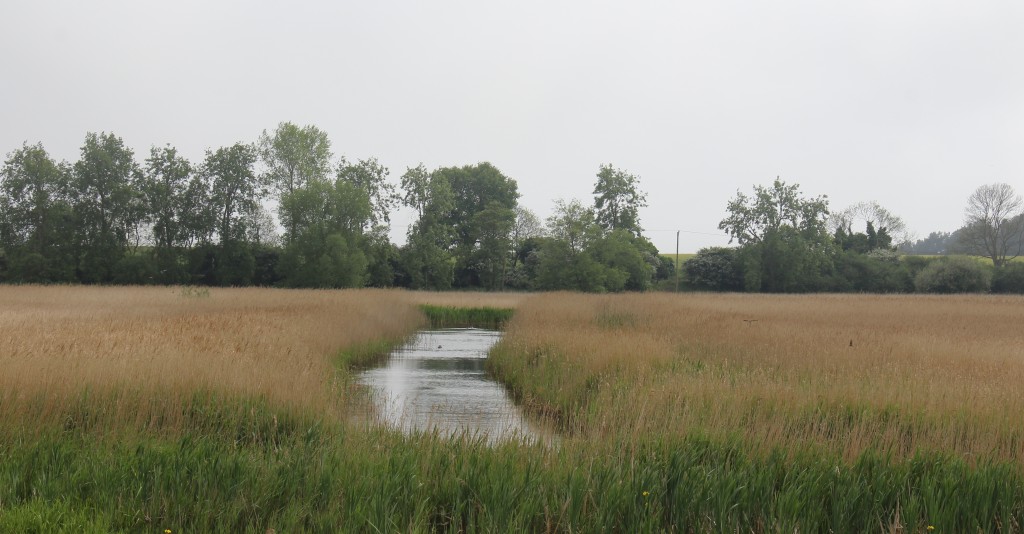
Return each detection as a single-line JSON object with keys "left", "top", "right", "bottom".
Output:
{"left": 495, "top": 292, "right": 1024, "bottom": 463}
{"left": 0, "top": 286, "right": 437, "bottom": 432}
{"left": 3, "top": 286, "right": 1022, "bottom": 465}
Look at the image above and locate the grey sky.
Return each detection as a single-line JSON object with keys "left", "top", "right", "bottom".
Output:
{"left": 2, "top": 1, "right": 1022, "bottom": 252}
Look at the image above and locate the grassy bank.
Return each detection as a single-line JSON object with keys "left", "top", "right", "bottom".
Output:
{"left": 4, "top": 423, "right": 1022, "bottom": 532}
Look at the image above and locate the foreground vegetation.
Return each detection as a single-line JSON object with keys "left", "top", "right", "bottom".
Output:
{"left": 1, "top": 287, "right": 1022, "bottom": 531}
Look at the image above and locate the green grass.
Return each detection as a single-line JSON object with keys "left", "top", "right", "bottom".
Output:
{"left": 3, "top": 419, "right": 1021, "bottom": 532}
{"left": 419, "top": 304, "right": 514, "bottom": 329}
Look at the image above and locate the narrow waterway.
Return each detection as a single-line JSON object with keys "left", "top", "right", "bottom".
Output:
{"left": 358, "top": 328, "right": 544, "bottom": 443}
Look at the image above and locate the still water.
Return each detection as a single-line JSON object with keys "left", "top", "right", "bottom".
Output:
{"left": 358, "top": 328, "right": 542, "bottom": 442}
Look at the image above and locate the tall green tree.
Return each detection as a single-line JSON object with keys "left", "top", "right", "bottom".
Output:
{"left": 72, "top": 132, "right": 144, "bottom": 283}
{"left": 546, "top": 199, "right": 600, "bottom": 254}
{"left": 436, "top": 163, "right": 519, "bottom": 287}
{"left": 141, "top": 145, "right": 194, "bottom": 282}
{"left": 277, "top": 176, "right": 373, "bottom": 288}
{"left": 468, "top": 201, "right": 515, "bottom": 290}
{"left": 535, "top": 199, "right": 613, "bottom": 292}
{"left": 258, "top": 122, "right": 332, "bottom": 242}
{"left": 203, "top": 143, "right": 264, "bottom": 285}
{"left": 337, "top": 157, "right": 398, "bottom": 229}
{"left": 399, "top": 164, "right": 456, "bottom": 289}
{"left": 719, "top": 178, "right": 833, "bottom": 292}
{"left": 0, "top": 143, "right": 76, "bottom": 282}
{"left": 593, "top": 164, "right": 647, "bottom": 236}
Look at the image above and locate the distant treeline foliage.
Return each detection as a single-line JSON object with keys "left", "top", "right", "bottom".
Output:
{"left": 686, "top": 178, "right": 1024, "bottom": 294}
{"left": 0, "top": 128, "right": 670, "bottom": 291}
{"left": 2, "top": 127, "right": 1021, "bottom": 293}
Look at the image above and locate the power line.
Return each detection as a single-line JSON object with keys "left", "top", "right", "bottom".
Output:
{"left": 644, "top": 228, "right": 730, "bottom": 237}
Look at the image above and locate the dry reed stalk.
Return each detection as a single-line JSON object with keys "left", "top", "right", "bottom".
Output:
{"left": 0, "top": 286, "right": 442, "bottom": 432}
{"left": 500, "top": 292, "right": 1024, "bottom": 462}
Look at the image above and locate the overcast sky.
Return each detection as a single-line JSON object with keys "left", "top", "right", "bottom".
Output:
{"left": 2, "top": 1, "right": 1022, "bottom": 252}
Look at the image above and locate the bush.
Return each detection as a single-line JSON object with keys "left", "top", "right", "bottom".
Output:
{"left": 112, "top": 254, "right": 158, "bottom": 285}
{"left": 683, "top": 247, "right": 743, "bottom": 291}
{"left": 992, "top": 262, "right": 1024, "bottom": 294}
{"left": 831, "top": 250, "right": 911, "bottom": 293}
{"left": 913, "top": 256, "right": 992, "bottom": 293}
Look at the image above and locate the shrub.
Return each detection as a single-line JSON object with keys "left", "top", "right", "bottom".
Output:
{"left": 683, "top": 247, "right": 743, "bottom": 291}
{"left": 112, "top": 254, "right": 158, "bottom": 285}
{"left": 992, "top": 262, "right": 1024, "bottom": 294}
{"left": 913, "top": 256, "right": 992, "bottom": 293}
{"left": 831, "top": 250, "right": 911, "bottom": 293}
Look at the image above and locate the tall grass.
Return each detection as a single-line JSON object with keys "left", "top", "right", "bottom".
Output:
{"left": 419, "top": 304, "right": 514, "bottom": 329}
{"left": 4, "top": 287, "right": 1024, "bottom": 531}
{"left": 0, "top": 286, "right": 424, "bottom": 433}
{"left": 490, "top": 292, "right": 1024, "bottom": 462}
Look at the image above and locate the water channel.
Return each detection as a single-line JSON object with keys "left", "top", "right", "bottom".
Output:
{"left": 358, "top": 328, "right": 544, "bottom": 443}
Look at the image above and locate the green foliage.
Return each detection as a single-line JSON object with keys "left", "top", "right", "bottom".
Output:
{"left": 0, "top": 143, "right": 77, "bottom": 283}
{"left": 399, "top": 225, "right": 455, "bottom": 290}
{"left": 720, "top": 179, "right": 834, "bottom": 292}
{"left": 141, "top": 146, "right": 196, "bottom": 284}
{"left": 112, "top": 253, "right": 158, "bottom": 285}
{"left": 535, "top": 238, "right": 619, "bottom": 292}
{"left": 593, "top": 164, "right": 646, "bottom": 235}
{"left": 535, "top": 206, "right": 660, "bottom": 293}
{"left": 830, "top": 249, "right": 912, "bottom": 293}
{"left": 258, "top": 122, "right": 333, "bottom": 242}
{"left": 913, "top": 256, "right": 992, "bottom": 293}
{"left": 546, "top": 199, "right": 601, "bottom": 253}
{"left": 992, "top": 262, "right": 1024, "bottom": 294}
{"left": 419, "top": 305, "right": 514, "bottom": 329}
{"left": 434, "top": 163, "right": 519, "bottom": 288}
{"left": 834, "top": 221, "right": 894, "bottom": 253}
{"left": 363, "top": 227, "right": 399, "bottom": 287}
{"left": 203, "top": 142, "right": 264, "bottom": 247}
{"left": 337, "top": 156, "right": 398, "bottom": 228}
{"left": 280, "top": 232, "right": 367, "bottom": 288}
{"left": 466, "top": 201, "right": 515, "bottom": 290}
{"left": 215, "top": 241, "right": 256, "bottom": 286}
{"left": 683, "top": 247, "right": 743, "bottom": 291}
{"left": 741, "top": 226, "right": 834, "bottom": 292}
{"left": 588, "top": 230, "right": 655, "bottom": 291}
{"left": 72, "top": 132, "right": 145, "bottom": 283}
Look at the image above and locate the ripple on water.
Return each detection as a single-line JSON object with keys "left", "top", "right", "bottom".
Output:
{"left": 358, "top": 328, "right": 547, "bottom": 443}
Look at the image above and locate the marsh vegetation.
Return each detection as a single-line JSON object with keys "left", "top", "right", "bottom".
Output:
{"left": 1, "top": 287, "right": 1022, "bottom": 531}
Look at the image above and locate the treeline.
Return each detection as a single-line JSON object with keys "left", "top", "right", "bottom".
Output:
{"left": 0, "top": 124, "right": 673, "bottom": 290}
{"left": 4, "top": 124, "right": 1022, "bottom": 293}
{"left": 685, "top": 179, "right": 1024, "bottom": 294}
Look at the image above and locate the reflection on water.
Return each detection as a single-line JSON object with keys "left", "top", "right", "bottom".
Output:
{"left": 358, "top": 328, "right": 543, "bottom": 442}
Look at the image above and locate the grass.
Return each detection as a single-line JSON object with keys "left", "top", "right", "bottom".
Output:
{"left": 419, "top": 304, "right": 514, "bottom": 329}
{"left": 2, "top": 287, "right": 1024, "bottom": 531}
{"left": 491, "top": 293, "right": 1024, "bottom": 461}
